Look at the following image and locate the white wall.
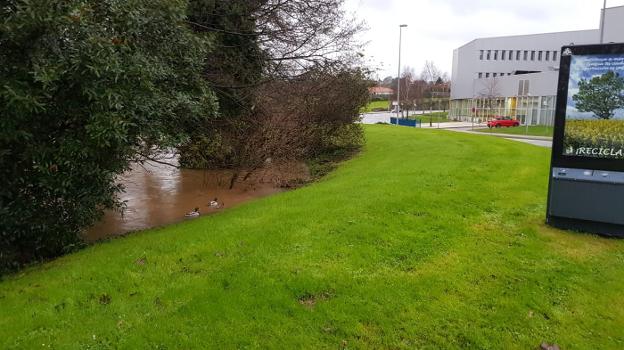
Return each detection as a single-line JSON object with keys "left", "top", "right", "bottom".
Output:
{"left": 603, "top": 6, "right": 624, "bottom": 43}
{"left": 472, "top": 71, "right": 559, "bottom": 99}
{"left": 451, "top": 30, "right": 599, "bottom": 100}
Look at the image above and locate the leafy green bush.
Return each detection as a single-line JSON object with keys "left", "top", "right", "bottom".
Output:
{"left": 0, "top": 0, "right": 217, "bottom": 271}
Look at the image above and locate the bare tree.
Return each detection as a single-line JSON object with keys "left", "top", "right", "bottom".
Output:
{"left": 478, "top": 78, "right": 502, "bottom": 121}
{"left": 420, "top": 61, "right": 442, "bottom": 84}
{"left": 258, "top": 0, "right": 367, "bottom": 78}
{"left": 440, "top": 72, "right": 450, "bottom": 83}
{"left": 420, "top": 61, "right": 442, "bottom": 126}
{"left": 183, "top": 0, "right": 369, "bottom": 172}
{"left": 187, "top": 0, "right": 366, "bottom": 116}
{"left": 400, "top": 66, "right": 416, "bottom": 117}
{"left": 410, "top": 79, "right": 428, "bottom": 113}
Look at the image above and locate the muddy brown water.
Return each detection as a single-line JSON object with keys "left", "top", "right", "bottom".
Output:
{"left": 86, "top": 159, "right": 309, "bottom": 242}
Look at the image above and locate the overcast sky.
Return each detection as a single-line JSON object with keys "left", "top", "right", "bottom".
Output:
{"left": 344, "top": 0, "right": 624, "bottom": 80}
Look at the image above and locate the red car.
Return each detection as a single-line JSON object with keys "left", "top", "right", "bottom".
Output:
{"left": 487, "top": 116, "right": 520, "bottom": 128}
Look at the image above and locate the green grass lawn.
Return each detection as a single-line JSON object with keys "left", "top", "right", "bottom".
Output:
{"left": 2, "top": 126, "right": 624, "bottom": 349}
{"left": 410, "top": 111, "right": 450, "bottom": 123}
{"left": 476, "top": 125, "right": 554, "bottom": 137}
{"left": 360, "top": 100, "right": 389, "bottom": 113}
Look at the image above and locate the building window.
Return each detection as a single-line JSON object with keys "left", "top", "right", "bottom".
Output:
{"left": 545, "top": 51, "right": 550, "bottom": 61}
{"left": 518, "top": 80, "right": 530, "bottom": 96}
{"left": 553, "top": 51, "right": 558, "bottom": 61}
{"left": 501, "top": 50, "right": 506, "bottom": 60}
{"left": 508, "top": 73, "right": 512, "bottom": 76}
{"left": 486, "top": 73, "right": 490, "bottom": 78}
{"left": 494, "top": 50, "right": 498, "bottom": 60}
{"left": 493, "top": 73, "right": 497, "bottom": 77}
{"left": 524, "top": 50, "right": 528, "bottom": 60}
{"left": 538, "top": 51, "right": 543, "bottom": 61}
{"left": 531, "top": 51, "right": 536, "bottom": 60}
{"left": 487, "top": 50, "right": 491, "bottom": 60}
{"left": 478, "top": 72, "right": 483, "bottom": 78}
{"left": 480, "top": 50, "right": 484, "bottom": 60}
{"left": 516, "top": 50, "right": 521, "bottom": 60}
{"left": 509, "top": 51, "right": 513, "bottom": 60}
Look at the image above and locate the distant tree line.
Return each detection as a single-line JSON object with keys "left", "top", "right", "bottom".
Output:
{"left": 378, "top": 61, "right": 450, "bottom": 116}
{"left": 0, "top": 0, "right": 367, "bottom": 271}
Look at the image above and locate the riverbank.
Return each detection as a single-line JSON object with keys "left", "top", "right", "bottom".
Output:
{"left": 86, "top": 149, "right": 356, "bottom": 242}
{"left": 86, "top": 161, "right": 310, "bottom": 242}
{"left": 2, "top": 126, "right": 623, "bottom": 349}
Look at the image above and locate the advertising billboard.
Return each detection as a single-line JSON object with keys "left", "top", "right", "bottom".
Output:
{"left": 548, "top": 43, "right": 624, "bottom": 237}
{"left": 552, "top": 43, "right": 624, "bottom": 171}
{"left": 563, "top": 54, "right": 624, "bottom": 159}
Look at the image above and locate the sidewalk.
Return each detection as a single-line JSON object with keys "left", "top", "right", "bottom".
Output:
{"left": 447, "top": 128, "right": 553, "bottom": 148}
{"left": 451, "top": 128, "right": 553, "bottom": 141}
{"left": 418, "top": 122, "right": 481, "bottom": 129}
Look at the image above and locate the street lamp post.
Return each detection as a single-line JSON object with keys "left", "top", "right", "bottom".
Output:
{"left": 396, "top": 24, "right": 407, "bottom": 124}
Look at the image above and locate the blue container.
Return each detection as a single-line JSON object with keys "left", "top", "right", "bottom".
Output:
{"left": 390, "top": 117, "right": 420, "bottom": 128}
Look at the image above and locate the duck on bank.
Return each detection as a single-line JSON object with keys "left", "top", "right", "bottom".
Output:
{"left": 185, "top": 207, "right": 200, "bottom": 218}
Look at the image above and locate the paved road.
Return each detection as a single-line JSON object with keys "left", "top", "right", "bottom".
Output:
{"left": 360, "top": 112, "right": 392, "bottom": 124}
{"left": 360, "top": 111, "right": 445, "bottom": 125}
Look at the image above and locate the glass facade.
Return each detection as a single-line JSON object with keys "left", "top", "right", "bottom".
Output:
{"left": 452, "top": 46, "right": 563, "bottom": 126}
{"left": 450, "top": 96, "right": 556, "bottom": 126}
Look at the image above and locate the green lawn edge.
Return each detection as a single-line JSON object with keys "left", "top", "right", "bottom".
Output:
{"left": 1, "top": 126, "right": 622, "bottom": 349}
{"left": 475, "top": 126, "right": 554, "bottom": 137}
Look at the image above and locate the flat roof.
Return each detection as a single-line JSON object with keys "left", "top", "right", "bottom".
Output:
{"left": 455, "top": 5, "right": 624, "bottom": 50}
{"left": 457, "top": 29, "right": 598, "bottom": 50}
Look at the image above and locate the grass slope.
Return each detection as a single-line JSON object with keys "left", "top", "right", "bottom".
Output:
{"left": 410, "top": 111, "right": 450, "bottom": 124}
{"left": 476, "top": 126, "right": 554, "bottom": 137}
{"left": 360, "top": 100, "right": 389, "bottom": 113}
{"left": 2, "top": 126, "right": 623, "bottom": 349}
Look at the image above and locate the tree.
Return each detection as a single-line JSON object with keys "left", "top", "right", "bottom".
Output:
{"left": 187, "top": 0, "right": 265, "bottom": 120}
{"left": 400, "top": 66, "right": 416, "bottom": 117}
{"left": 187, "top": 0, "right": 364, "bottom": 84}
{"left": 421, "top": 61, "right": 442, "bottom": 84}
{"left": 381, "top": 76, "right": 395, "bottom": 88}
{"left": 255, "top": 0, "right": 365, "bottom": 79}
{"left": 420, "top": 61, "right": 442, "bottom": 125}
{"left": 573, "top": 71, "right": 624, "bottom": 120}
{"left": 478, "top": 78, "right": 502, "bottom": 120}
{"left": 181, "top": 0, "right": 367, "bottom": 170}
{"left": 0, "top": 0, "right": 217, "bottom": 270}
{"left": 410, "top": 79, "right": 429, "bottom": 112}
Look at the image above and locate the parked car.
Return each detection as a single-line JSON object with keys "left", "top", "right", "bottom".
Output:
{"left": 487, "top": 116, "right": 520, "bottom": 128}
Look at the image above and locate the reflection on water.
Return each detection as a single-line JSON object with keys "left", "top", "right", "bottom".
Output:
{"left": 85, "top": 159, "right": 302, "bottom": 241}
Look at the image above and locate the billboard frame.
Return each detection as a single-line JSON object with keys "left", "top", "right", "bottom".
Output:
{"left": 548, "top": 43, "right": 624, "bottom": 237}
{"left": 551, "top": 43, "right": 624, "bottom": 172}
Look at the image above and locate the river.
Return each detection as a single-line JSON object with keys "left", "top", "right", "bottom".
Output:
{"left": 86, "top": 159, "right": 307, "bottom": 241}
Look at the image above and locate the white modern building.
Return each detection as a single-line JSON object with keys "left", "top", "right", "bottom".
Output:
{"left": 450, "top": 6, "right": 624, "bottom": 125}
